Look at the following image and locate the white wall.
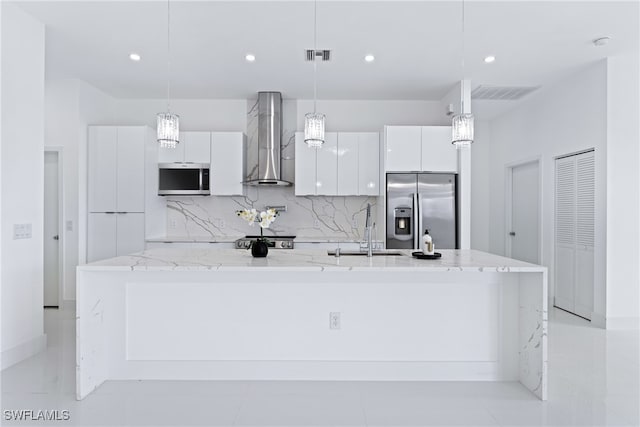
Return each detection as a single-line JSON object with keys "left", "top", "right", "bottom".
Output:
{"left": 486, "top": 61, "right": 608, "bottom": 323}
{"left": 114, "top": 99, "right": 247, "bottom": 131}
{"left": 484, "top": 58, "right": 640, "bottom": 329}
{"left": 605, "top": 52, "right": 640, "bottom": 329}
{"left": 296, "top": 99, "right": 449, "bottom": 131}
{"left": 470, "top": 120, "right": 491, "bottom": 252}
{"left": 1, "top": 3, "right": 47, "bottom": 369}
{"left": 45, "top": 79, "right": 116, "bottom": 300}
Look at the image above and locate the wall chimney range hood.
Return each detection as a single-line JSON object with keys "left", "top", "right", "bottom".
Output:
{"left": 243, "top": 92, "right": 292, "bottom": 186}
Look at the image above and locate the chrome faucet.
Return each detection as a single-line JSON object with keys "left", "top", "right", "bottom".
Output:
{"left": 364, "top": 203, "right": 373, "bottom": 257}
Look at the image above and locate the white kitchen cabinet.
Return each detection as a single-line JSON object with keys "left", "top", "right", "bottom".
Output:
{"left": 337, "top": 133, "right": 359, "bottom": 196}
{"left": 88, "top": 126, "right": 145, "bottom": 213}
{"left": 294, "top": 133, "right": 317, "bottom": 195}
{"left": 116, "top": 213, "right": 145, "bottom": 256}
{"left": 316, "top": 132, "right": 338, "bottom": 195}
{"left": 385, "top": 126, "right": 421, "bottom": 171}
{"left": 116, "top": 127, "right": 146, "bottom": 212}
{"left": 87, "top": 213, "right": 117, "bottom": 262}
{"left": 421, "top": 126, "right": 457, "bottom": 172}
{"left": 210, "top": 132, "right": 244, "bottom": 195}
{"left": 88, "top": 213, "right": 145, "bottom": 262}
{"left": 385, "top": 126, "right": 457, "bottom": 173}
{"left": 184, "top": 132, "right": 211, "bottom": 163}
{"left": 88, "top": 127, "right": 117, "bottom": 212}
{"left": 158, "top": 131, "right": 211, "bottom": 164}
{"left": 296, "top": 132, "right": 380, "bottom": 196}
{"left": 157, "top": 135, "right": 185, "bottom": 163}
{"left": 358, "top": 132, "right": 380, "bottom": 196}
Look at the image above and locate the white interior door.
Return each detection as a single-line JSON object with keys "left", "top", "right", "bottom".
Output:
{"left": 44, "top": 151, "right": 60, "bottom": 307}
{"left": 509, "top": 161, "right": 540, "bottom": 264}
{"left": 555, "top": 152, "right": 595, "bottom": 319}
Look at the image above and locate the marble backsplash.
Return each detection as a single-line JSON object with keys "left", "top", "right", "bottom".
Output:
{"left": 166, "top": 187, "right": 378, "bottom": 240}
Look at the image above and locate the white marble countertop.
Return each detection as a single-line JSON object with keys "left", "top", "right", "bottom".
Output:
{"left": 146, "top": 235, "right": 243, "bottom": 243}
{"left": 79, "top": 248, "right": 546, "bottom": 273}
{"left": 145, "top": 236, "right": 381, "bottom": 244}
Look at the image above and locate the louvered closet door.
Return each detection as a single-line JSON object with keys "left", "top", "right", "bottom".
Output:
{"left": 574, "top": 153, "right": 595, "bottom": 318}
{"left": 554, "top": 151, "right": 594, "bottom": 319}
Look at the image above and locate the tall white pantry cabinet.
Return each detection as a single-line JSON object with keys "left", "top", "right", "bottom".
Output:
{"left": 87, "top": 126, "right": 148, "bottom": 262}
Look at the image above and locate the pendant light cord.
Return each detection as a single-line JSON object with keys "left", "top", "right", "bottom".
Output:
{"left": 460, "top": 0, "right": 466, "bottom": 113}
{"left": 313, "top": 0, "right": 318, "bottom": 114}
{"left": 167, "top": 0, "right": 172, "bottom": 113}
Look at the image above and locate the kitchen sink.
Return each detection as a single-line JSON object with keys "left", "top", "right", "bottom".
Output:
{"left": 326, "top": 249, "right": 405, "bottom": 257}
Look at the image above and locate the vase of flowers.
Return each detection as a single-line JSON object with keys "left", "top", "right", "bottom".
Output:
{"left": 236, "top": 208, "right": 278, "bottom": 258}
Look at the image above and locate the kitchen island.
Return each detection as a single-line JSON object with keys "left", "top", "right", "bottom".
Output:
{"left": 76, "top": 249, "right": 547, "bottom": 400}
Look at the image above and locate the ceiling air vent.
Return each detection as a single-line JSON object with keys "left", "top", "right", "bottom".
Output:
{"left": 305, "top": 49, "right": 331, "bottom": 61}
{"left": 471, "top": 85, "right": 540, "bottom": 101}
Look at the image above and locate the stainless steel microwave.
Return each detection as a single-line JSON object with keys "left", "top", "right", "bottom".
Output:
{"left": 158, "top": 163, "right": 210, "bottom": 196}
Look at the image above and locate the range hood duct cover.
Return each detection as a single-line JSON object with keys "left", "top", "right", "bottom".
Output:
{"left": 243, "top": 92, "right": 292, "bottom": 187}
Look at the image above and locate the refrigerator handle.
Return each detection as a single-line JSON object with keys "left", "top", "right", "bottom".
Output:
{"left": 417, "top": 193, "right": 424, "bottom": 251}
{"left": 413, "top": 193, "right": 419, "bottom": 250}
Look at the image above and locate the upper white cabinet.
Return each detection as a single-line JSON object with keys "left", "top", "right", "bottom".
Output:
{"left": 316, "top": 132, "right": 338, "bottom": 195}
{"left": 88, "top": 126, "right": 145, "bottom": 213}
{"left": 385, "top": 126, "right": 422, "bottom": 171}
{"left": 158, "top": 131, "right": 211, "bottom": 164}
{"left": 421, "top": 126, "right": 457, "bottom": 172}
{"left": 184, "top": 132, "right": 211, "bottom": 163}
{"left": 294, "top": 133, "right": 317, "bottom": 195}
{"left": 295, "top": 132, "right": 380, "bottom": 196}
{"left": 357, "top": 132, "right": 380, "bottom": 196}
{"left": 210, "top": 132, "right": 245, "bottom": 196}
{"left": 337, "top": 133, "right": 359, "bottom": 196}
{"left": 385, "top": 126, "right": 457, "bottom": 173}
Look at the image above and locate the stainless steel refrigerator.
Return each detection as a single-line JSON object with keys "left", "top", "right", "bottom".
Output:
{"left": 386, "top": 173, "right": 458, "bottom": 250}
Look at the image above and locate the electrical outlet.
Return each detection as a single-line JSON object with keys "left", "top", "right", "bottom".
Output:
{"left": 314, "top": 219, "right": 321, "bottom": 228}
{"left": 219, "top": 220, "right": 225, "bottom": 229}
{"left": 169, "top": 219, "right": 177, "bottom": 229}
{"left": 352, "top": 219, "right": 358, "bottom": 228}
{"left": 330, "top": 312, "right": 341, "bottom": 330}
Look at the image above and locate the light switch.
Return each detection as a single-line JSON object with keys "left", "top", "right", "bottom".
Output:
{"left": 66, "top": 220, "right": 73, "bottom": 231}
{"left": 13, "top": 223, "right": 32, "bottom": 239}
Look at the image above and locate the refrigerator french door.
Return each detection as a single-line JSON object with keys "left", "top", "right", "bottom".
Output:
{"left": 386, "top": 173, "right": 458, "bottom": 250}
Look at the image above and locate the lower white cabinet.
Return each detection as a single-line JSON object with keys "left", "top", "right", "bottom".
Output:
{"left": 88, "top": 213, "right": 145, "bottom": 262}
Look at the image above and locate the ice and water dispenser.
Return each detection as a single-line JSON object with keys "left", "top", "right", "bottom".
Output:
{"left": 393, "top": 207, "right": 412, "bottom": 236}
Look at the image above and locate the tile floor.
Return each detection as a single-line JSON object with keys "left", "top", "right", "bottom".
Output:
{"left": 1, "top": 306, "right": 638, "bottom": 426}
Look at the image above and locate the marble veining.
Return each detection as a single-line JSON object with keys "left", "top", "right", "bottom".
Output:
{"left": 166, "top": 188, "right": 377, "bottom": 241}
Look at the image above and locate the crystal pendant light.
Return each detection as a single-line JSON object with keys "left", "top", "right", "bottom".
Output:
{"left": 157, "top": 0, "right": 179, "bottom": 148}
{"left": 304, "top": 0, "right": 325, "bottom": 148}
{"left": 452, "top": 0, "right": 474, "bottom": 148}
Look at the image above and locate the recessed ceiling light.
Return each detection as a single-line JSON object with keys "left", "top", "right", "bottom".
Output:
{"left": 484, "top": 55, "right": 496, "bottom": 64}
{"left": 129, "top": 53, "right": 141, "bottom": 62}
{"left": 245, "top": 53, "right": 256, "bottom": 62}
{"left": 364, "top": 54, "right": 375, "bottom": 63}
{"left": 592, "top": 36, "right": 611, "bottom": 47}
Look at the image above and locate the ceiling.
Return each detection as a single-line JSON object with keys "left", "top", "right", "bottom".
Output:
{"left": 13, "top": 1, "right": 639, "bottom": 101}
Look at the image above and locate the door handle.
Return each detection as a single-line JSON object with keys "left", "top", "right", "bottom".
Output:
{"left": 509, "top": 231, "right": 516, "bottom": 236}
{"left": 53, "top": 235, "right": 59, "bottom": 240}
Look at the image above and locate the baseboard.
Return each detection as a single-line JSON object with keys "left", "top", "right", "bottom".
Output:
{"left": 1, "top": 334, "right": 47, "bottom": 370}
{"left": 606, "top": 316, "right": 640, "bottom": 330}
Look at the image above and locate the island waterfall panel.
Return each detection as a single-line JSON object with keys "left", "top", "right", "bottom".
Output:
{"left": 76, "top": 249, "right": 547, "bottom": 401}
